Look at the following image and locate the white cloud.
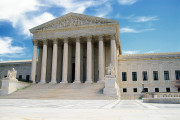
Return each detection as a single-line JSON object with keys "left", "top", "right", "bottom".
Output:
{"left": 123, "top": 50, "right": 139, "bottom": 54}
{"left": 0, "top": 37, "right": 24, "bottom": 55}
{"left": 20, "top": 12, "right": 55, "bottom": 36}
{"left": 0, "top": 0, "right": 113, "bottom": 36}
{"left": 0, "top": 0, "right": 51, "bottom": 36}
{"left": 117, "top": 14, "right": 159, "bottom": 22}
{"left": 133, "top": 16, "right": 159, "bottom": 22}
{"left": 0, "top": 0, "right": 40, "bottom": 26}
{"left": 120, "top": 27, "right": 155, "bottom": 33}
{"left": 94, "top": 3, "right": 112, "bottom": 17}
{"left": 43, "top": 0, "right": 108, "bottom": 14}
{"left": 120, "top": 27, "right": 139, "bottom": 33}
{"left": 146, "top": 50, "right": 156, "bottom": 53}
{"left": 117, "top": 0, "right": 138, "bottom": 5}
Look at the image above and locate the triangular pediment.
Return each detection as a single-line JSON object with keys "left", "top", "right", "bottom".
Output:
{"left": 30, "top": 12, "right": 118, "bottom": 32}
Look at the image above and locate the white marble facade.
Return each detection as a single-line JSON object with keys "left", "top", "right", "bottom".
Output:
{"left": 0, "top": 13, "right": 180, "bottom": 99}
{"left": 118, "top": 53, "right": 180, "bottom": 99}
{"left": 29, "top": 13, "right": 120, "bottom": 83}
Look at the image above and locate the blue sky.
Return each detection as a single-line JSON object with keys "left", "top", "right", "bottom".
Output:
{"left": 0, "top": 0, "right": 180, "bottom": 61}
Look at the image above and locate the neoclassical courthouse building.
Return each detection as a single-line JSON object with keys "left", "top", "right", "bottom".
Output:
{"left": 0, "top": 13, "right": 180, "bottom": 99}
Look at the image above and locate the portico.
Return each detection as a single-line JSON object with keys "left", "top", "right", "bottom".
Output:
{"left": 30, "top": 12, "right": 121, "bottom": 83}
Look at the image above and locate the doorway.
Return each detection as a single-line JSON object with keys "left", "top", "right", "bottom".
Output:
{"left": 71, "top": 63, "right": 75, "bottom": 83}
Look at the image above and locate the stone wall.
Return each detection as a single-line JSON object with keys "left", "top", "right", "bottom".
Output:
{"left": 0, "top": 60, "right": 32, "bottom": 81}
{"left": 143, "top": 98, "right": 180, "bottom": 104}
{"left": 118, "top": 53, "right": 180, "bottom": 100}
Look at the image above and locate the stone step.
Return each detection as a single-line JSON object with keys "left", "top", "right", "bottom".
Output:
{"left": 0, "top": 83, "right": 116, "bottom": 100}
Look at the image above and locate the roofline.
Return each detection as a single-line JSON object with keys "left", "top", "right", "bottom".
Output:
{"left": 120, "top": 52, "right": 180, "bottom": 57}
{"left": 119, "top": 52, "right": 180, "bottom": 60}
{"left": 29, "top": 12, "right": 119, "bottom": 33}
{"left": 0, "top": 60, "right": 32, "bottom": 64}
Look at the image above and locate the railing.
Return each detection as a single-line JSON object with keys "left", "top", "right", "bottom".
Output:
{"left": 120, "top": 93, "right": 180, "bottom": 100}
{"left": 120, "top": 93, "right": 143, "bottom": 100}
{"left": 150, "top": 92, "right": 180, "bottom": 98}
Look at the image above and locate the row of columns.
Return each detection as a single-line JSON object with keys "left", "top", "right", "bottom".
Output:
{"left": 30, "top": 35, "right": 117, "bottom": 83}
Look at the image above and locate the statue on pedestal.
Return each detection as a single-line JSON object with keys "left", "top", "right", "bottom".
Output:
{"left": 106, "top": 64, "right": 116, "bottom": 77}
{"left": 6, "top": 68, "right": 17, "bottom": 81}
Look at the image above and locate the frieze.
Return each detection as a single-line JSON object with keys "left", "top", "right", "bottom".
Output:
{"left": 36, "top": 15, "right": 113, "bottom": 31}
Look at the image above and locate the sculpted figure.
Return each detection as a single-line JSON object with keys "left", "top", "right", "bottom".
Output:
{"left": 106, "top": 64, "right": 115, "bottom": 76}
{"left": 7, "top": 68, "right": 17, "bottom": 80}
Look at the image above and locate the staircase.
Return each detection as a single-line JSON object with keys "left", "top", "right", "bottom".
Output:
{"left": 0, "top": 83, "right": 116, "bottom": 100}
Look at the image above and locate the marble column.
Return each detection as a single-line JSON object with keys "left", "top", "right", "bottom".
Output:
{"left": 40, "top": 40, "right": 48, "bottom": 83}
{"left": 86, "top": 36, "right": 92, "bottom": 83}
{"left": 80, "top": 44, "right": 84, "bottom": 83}
{"left": 98, "top": 35, "right": 105, "bottom": 82}
{"left": 37, "top": 46, "right": 43, "bottom": 83}
{"left": 111, "top": 35, "right": 116, "bottom": 67}
{"left": 51, "top": 40, "right": 58, "bottom": 83}
{"left": 67, "top": 45, "right": 72, "bottom": 82}
{"left": 62, "top": 38, "right": 68, "bottom": 83}
{"left": 30, "top": 41, "right": 38, "bottom": 83}
{"left": 74, "top": 37, "right": 81, "bottom": 83}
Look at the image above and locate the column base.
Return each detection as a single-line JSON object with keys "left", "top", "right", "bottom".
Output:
{"left": 60, "top": 81, "right": 68, "bottom": 83}
{"left": 49, "top": 82, "right": 57, "bottom": 84}
{"left": 85, "top": 80, "right": 93, "bottom": 84}
{"left": 73, "top": 80, "right": 81, "bottom": 83}
{"left": 97, "top": 80, "right": 105, "bottom": 83}
{"left": 39, "top": 81, "right": 46, "bottom": 84}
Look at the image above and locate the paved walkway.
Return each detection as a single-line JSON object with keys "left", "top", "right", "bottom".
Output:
{"left": 0, "top": 100, "right": 180, "bottom": 120}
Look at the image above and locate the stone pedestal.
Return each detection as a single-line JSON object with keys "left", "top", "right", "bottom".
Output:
{"left": 103, "top": 75, "right": 118, "bottom": 97}
{"left": 0, "top": 78, "right": 30, "bottom": 96}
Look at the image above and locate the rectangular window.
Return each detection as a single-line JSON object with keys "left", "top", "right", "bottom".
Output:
{"left": 122, "top": 72, "right": 127, "bottom": 81}
{"left": 142, "top": 71, "right": 148, "bottom": 81}
{"left": 19, "top": 75, "right": 22, "bottom": 80}
{"left": 155, "top": 88, "right": 159, "bottom": 92}
{"left": 175, "top": 70, "right": 180, "bottom": 80}
{"left": 123, "top": 88, "right": 127, "bottom": 93}
{"left": 132, "top": 72, "right": 137, "bottom": 81}
{"left": 144, "top": 88, "right": 148, "bottom": 92}
{"left": 166, "top": 88, "right": 170, "bottom": 92}
{"left": 153, "top": 71, "right": 158, "bottom": 80}
{"left": 133, "top": 88, "right": 137, "bottom": 92}
{"left": 164, "top": 71, "right": 169, "bottom": 80}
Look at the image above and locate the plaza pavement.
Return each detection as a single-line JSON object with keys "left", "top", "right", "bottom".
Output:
{"left": 0, "top": 99, "right": 180, "bottom": 120}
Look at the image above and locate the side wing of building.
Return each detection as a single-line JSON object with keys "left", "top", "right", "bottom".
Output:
{"left": 118, "top": 52, "right": 180, "bottom": 99}
{"left": 0, "top": 60, "right": 32, "bottom": 81}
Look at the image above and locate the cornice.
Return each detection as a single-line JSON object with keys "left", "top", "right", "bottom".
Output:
{"left": 32, "top": 23, "right": 117, "bottom": 34}
{"left": 118, "top": 52, "right": 180, "bottom": 61}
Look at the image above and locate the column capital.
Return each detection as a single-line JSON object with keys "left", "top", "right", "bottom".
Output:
{"left": 110, "top": 34, "right": 116, "bottom": 40}
{"left": 32, "top": 40, "right": 38, "bottom": 46}
{"left": 87, "top": 36, "right": 92, "bottom": 41}
{"left": 43, "top": 40, "right": 48, "bottom": 45}
{"left": 76, "top": 37, "right": 80, "bottom": 42}
{"left": 53, "top": 39, "right": 58, "bottom": 44}
{"left": 98, "top": 35, "right": 104, "bottom": 41}
{"left": 63, "top": 38, "right": 68, "bottom": 43}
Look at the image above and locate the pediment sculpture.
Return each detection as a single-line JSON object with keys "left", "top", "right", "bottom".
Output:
{"left": 36, "top": 16, "right": 112, "bottom": 31}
